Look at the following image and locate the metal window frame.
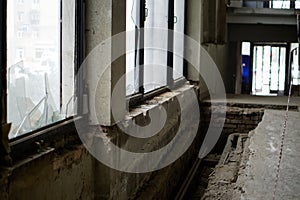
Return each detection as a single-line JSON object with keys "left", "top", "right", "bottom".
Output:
{"left": 0, "top": 0, "right": 7, "bottom": 128}
{"left": 0, "top": 0, "right": 85, "bottom": 158}
{"left": 127, "top": 0, "right": 187, "bottom": 107}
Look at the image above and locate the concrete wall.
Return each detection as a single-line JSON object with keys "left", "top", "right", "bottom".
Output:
{"left": 85, "top": 0, "right": 126, "bottom": 126}
{"left": 202, "top": 44, "right": 235, "bottom": 93}
{"left": 0, "top": 86, "right": 201, "bottom": 200}
{"left": 93, "top": 85, "right": 201, "bottom": 199}
{"left": 0, "top": 146, "right": 95, "bottom": 200}
{"left": 186, "top": 0, "right": 235, "bottom": 96}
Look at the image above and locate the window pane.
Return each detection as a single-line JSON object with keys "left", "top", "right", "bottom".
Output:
{"left": 126, "top": 0, "right": 138, "bottom": 96}
{"left": 296, "top": 0, "right": 300, "bottom": 8}
{"left": 62, "top": 0, "right": 76, "bottom": 118}
{"left": 272, "top": 1, "right": 290, "bottom": 9}
{"left": 7, "top": 0, "right": 75, "bottom": 139}
{"left": 173, "top": 0, "right": 185, "bottom": 80}
{"left": 291, "top": 43, "right": 300, "bottom": 85}
{"left": 144, "top": 0, "right": 168, "bottom": 93}
{"left": 279, "top": 47, "right": 286, "bottom": 91}
{"left": 270, "top": 47, "right": 279, "bottom": 91}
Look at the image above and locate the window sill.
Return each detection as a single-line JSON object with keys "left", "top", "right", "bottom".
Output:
{"left": 9, "top": 116, "right": 82, "bottom": 161}
{"left": 125, "top": 83, "right": 199, "bottom": 125}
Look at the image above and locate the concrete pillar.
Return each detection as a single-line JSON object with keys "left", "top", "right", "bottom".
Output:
{"left": 185, "top": 0, "right": 202, "bottom": 82}
{"left": 85, "top": 0, "right": 126, "bottom": 126}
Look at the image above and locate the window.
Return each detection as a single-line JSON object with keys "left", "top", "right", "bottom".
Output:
{"left": 17, "top": 31, "right": 23, "bottom": 39}
{"left": 144, "top": 0, "right": 169, "bottom": 92}
{"left": 5, "top": 0, "right": 79, "bottom": 139}
{"left": 271, "top": 1, "right": 291, "bottom": 9}
{"left": 126, "top": 0, "right": 186, "bottom": 98}
{"left": 31, "top": 12, "right": 40, "bottom": 24}
{"left": 240, "top": 0, "right": 300, "bottom": 9}
{"left": 266, "top": 0, "right": 300, "bottom": 9}
{"left": 173, "top": 0, "right": 185, "bottom": 80}
{"left": 35, "top": 48, "right": 43, "bottom": 59}
{"left": 32, "top": 30, "right": 39, "bottom": 39}
{"left": 290, "top": 43, "right": 300, "bottom": 85}
{"left": 16, "top": 48, "right": 24, "bottom": 60}
{"left": 18, "top": 12, "right": 24, "bottom": 22}
{"left": 32, "top": 0, "right": 40, "bottom": 9}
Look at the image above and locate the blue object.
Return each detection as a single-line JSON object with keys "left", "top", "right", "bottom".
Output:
{"left": 242, "top": 55, "right": 250, "bottom": 93}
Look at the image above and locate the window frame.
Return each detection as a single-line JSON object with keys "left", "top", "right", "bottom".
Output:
{"left": 0, "top": 0, "right": 86, "bottom": 158}
{"left": 250, "top": 42, "right": 289, "bottom": 95}
{"left": 126, "top": 0, "right": 187, "bottom": 107}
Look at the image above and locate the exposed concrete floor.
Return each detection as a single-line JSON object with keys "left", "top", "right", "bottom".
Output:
{"left": 236, "top": 110, "right": 300, "bottom": 200}
{"left": 206, "top": 94, "right": 300, "bottom": 108}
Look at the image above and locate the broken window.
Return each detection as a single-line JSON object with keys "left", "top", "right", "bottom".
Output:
{"left": 7, "top": 0, "right": 76, "bottom": 139}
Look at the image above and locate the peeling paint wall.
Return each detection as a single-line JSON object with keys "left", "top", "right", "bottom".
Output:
{"left": 93, "top": 86, "right": 201, "bottom": 200}
{"left": 0, "top": 146, "right": 95, "bottom": 200}
{"left": 0, "top": 86, "right": 201, "bottom": 200}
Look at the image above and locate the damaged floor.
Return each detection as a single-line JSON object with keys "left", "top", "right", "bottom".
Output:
{"left": 201, "top": 109, "right": 300, "bottom": 200}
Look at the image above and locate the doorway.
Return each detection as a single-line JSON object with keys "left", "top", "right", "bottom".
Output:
{"left": 251, "top": 44, "right": 287, "bottom": 96}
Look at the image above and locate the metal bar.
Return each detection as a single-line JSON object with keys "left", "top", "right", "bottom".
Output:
{"left": 59, "top": 0, "right": 63, "bottom": 112}
{"left": 0, "top": 0, "right": 7, "bottom": 160}
{"left": 10, "top": 116, "right": 81, "bottom": 159}
{"left": 75, "top": 0, "right": 85, "bottom": 115}
{"left": 278, "top": 47, "right": 281, "bottom": 91}
{"left": 133, "top": 26, "right": 139, "bottom": 93}
{"left": 262, "top": 46, "right": 265, "bottom": 92}
{"left": 167, "top": 0, "right": 174, "bottom": 88}
{"left": 269, "top": 46, "right": 272, "bottom": 91}
{"left": 0, "top": 0, "right": 7, "bottom": 125}
{"left": 138, "top": 0, "right": 145, "bottom": 94}
{"left": 183, "top": 0, "right": 187, "bottom": 78}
